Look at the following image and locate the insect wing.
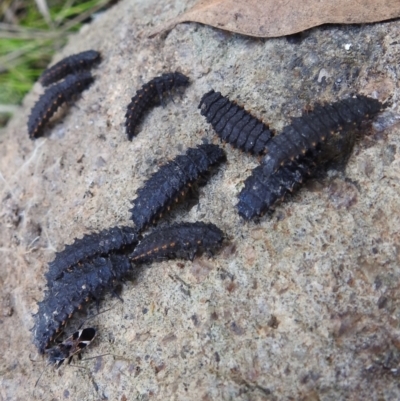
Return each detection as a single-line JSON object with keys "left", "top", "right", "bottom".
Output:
{"left": 72, "top": 327, "right": 97, "bottom": 354}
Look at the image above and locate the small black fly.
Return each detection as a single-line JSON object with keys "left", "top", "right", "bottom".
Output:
{"left": 34, "top": 327, "right": 96, "bottom": 389}
{"left": 33, "top": 304, "right": 118, "bottom": 392}
{"left": 46, "top": 327, "right": 97, "bottom": 368}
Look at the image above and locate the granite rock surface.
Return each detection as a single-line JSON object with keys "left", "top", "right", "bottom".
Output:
{"left": 1, "top": 1, "right": 400, "bottom": 400}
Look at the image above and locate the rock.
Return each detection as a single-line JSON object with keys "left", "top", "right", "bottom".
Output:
{"left": 1, "top": 0, "right": 400, "bottom": 399}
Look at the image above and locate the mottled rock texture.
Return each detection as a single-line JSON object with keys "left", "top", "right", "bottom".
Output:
{"left": 1, "top": 1, "right": 400, "bottom": 400}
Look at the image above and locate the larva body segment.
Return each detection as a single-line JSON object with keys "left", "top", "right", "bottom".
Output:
{"left": 45, "top": 226, "right": 139, "bottom": 284}
{"left": 32, "top": 254, "right": 131, "bottom": 354}
{"left": 130, "top": 222, "right": 224, "bottom": 263}
{"left": 238, "top": 154, "right": 316, "bottom": 220}
{"left": 199, "top": 90, "right": 274, "bottom": 155}
{"left": 125, "top": 72, "right": 190, "bottom": 140}
{"left": 28, "top": 72, "right": 94, "bottom": 139}
{"left": 129, "top": 144, "right": 226, "bottom": 233}
{"left": 39, "top": 50, "right": 101, "bottom": 87}
{"left": 261, "top": 95, "right": 383, "bottom": 176}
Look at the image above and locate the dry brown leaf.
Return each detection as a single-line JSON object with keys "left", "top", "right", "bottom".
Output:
{"left": 148, "top": 0, "right": 400, "bottom": 38}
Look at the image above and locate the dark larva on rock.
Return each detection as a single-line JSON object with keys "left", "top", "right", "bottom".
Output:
{"left": 45, "top": 225, "right": 139, "bottom": 285}
{"left": 39, "top": 50, "right": 101, "bottom": 87}
{"left": 198, "top": 89, "right": 274, "bottom": 155}
{"left": 32, "top": 222, "right": 222, "bottom": 354}
{"left": 238, "top": 95, "right": 385, "bottom": 220}
{"left": 130, "top": 222, "right": 224, "bottom": 264}
{"left": 261, "top": 95, "right": 384, "bottom": 176}
{"left": 125, "top": 72, "right": 190, "bottom": 140}
{"left": 129, "top": 144, "right": 226, "bottom": 233}
{"left": 28, "top": 72, "right": 94, "bottom": 139}
{"left": 32, "top": 254, "right": 131, "bottom": 354}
